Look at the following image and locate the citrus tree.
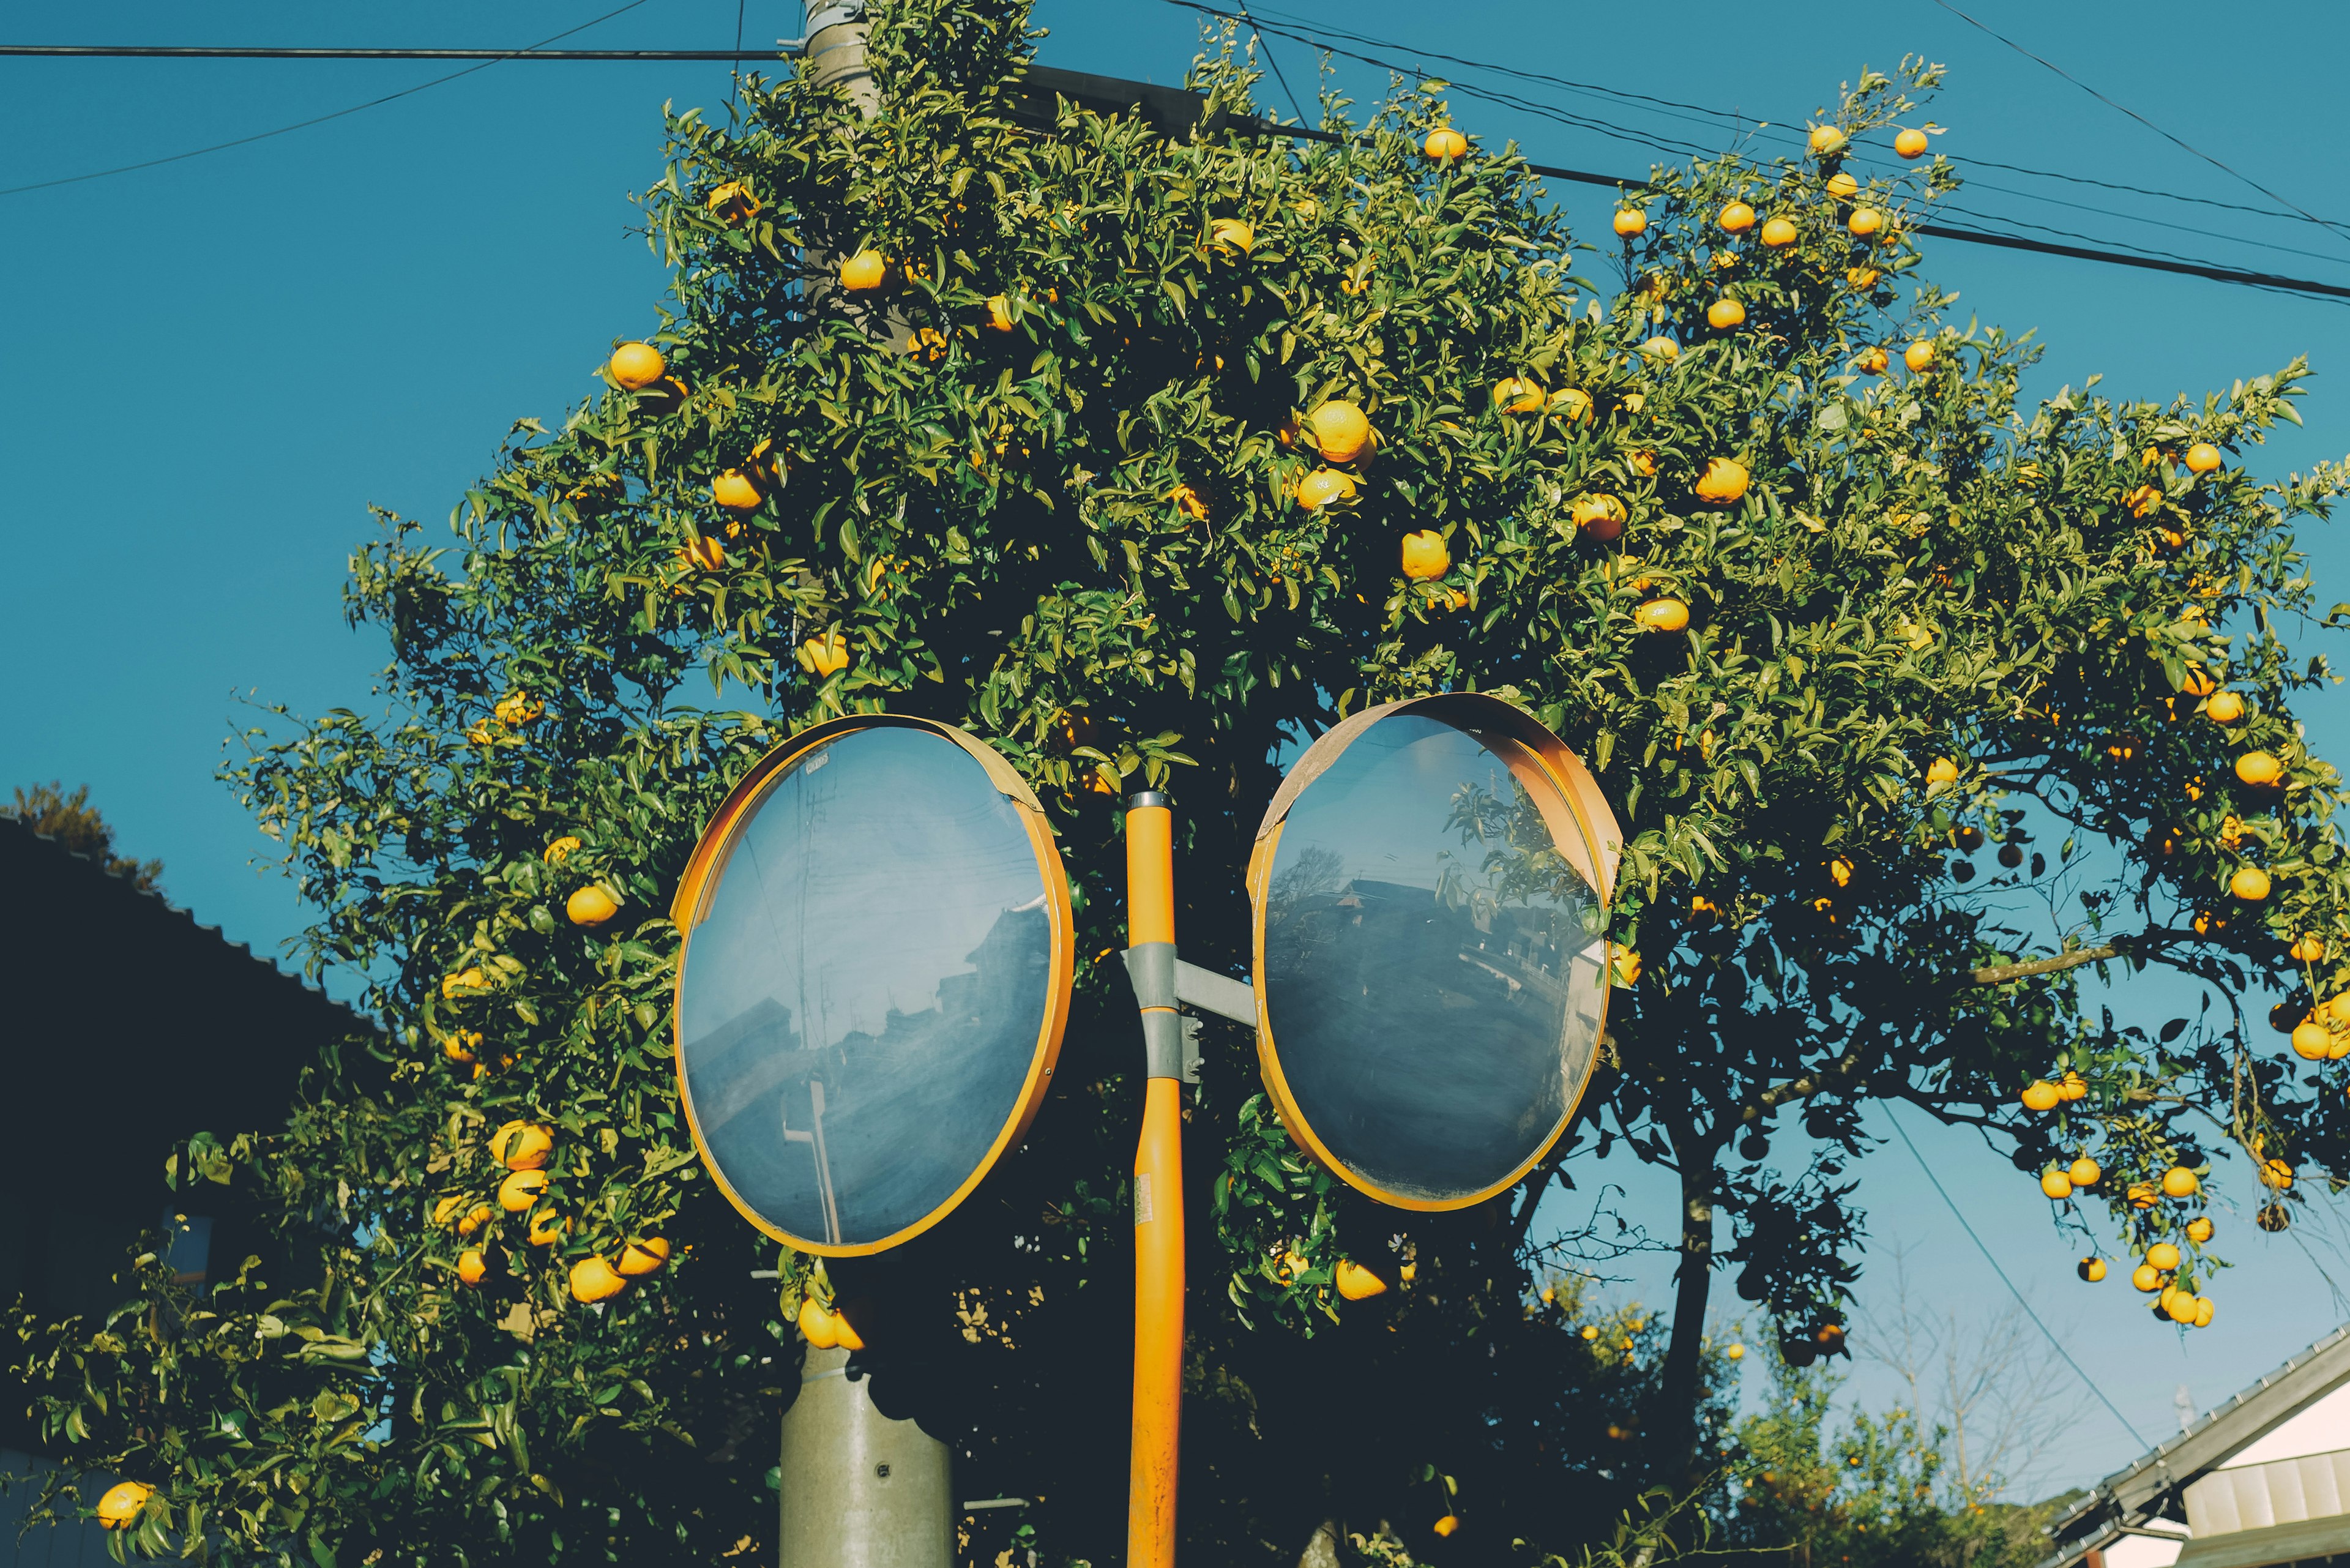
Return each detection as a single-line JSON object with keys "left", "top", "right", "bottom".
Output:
{"left": 19, "top": 1, "right": 2350, "bottom": 1562}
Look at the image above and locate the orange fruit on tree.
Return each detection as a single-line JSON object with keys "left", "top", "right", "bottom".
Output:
{"left": 712, "top": 469, "right": 764, "bottom": 512}
{"left": 1424, "top": 127, "right": 1468, "bottom": 161}
{"left": 1856, "top": 345, "right": 1890, "bottom": 374}
{"left": 2194, "top": 1296, "right": 2215, "bottom": 1327}
{"left": 2185, "top": 1216, "right": 2215, "bottom": 1244}
{"left": 838, "top": 249, "right": 887, "bottom": 291}
{"left": 458, "top": 1204, "right": 491, "bottom": 1237}
{"left": 2130, "top": 1263, "right": 2162, "bottom": 1292}
{"left": 1847, "top": 207, "right": 1885, "bottom": 237}
{"left": 1846, "top": 265, "right": 1880, "bottom": 288}
{"left": 2292, "top": 935, "right": 2327, "bottom": 963}
{"left": 985, "top": 294, "right": 1016, "bottom": 331}
{"left": 2039, "top": 1168, "right": 2073, "bottom": 1200}
{"left": 1894, "top": 127, "right": 1930, "bottom": 159}
{"left": 95, "top": 1482, "right": 152, "bottom": 1530}
{"left": 2236, "top": 750, "right": 2284, "bottom": 786}
{"left": 801, "top": 627, "right": 851, "bottom": 677}
{"left": 1305, "top": 400, "right": 1373, "bottom": 463}
{"left": 617, "top": 1238, "right": 671, "bottom": 1276}
{"left": 1927, "top": 756, "right": 1960, "bottom": 785}
{"left": 1400, "top": 531, "right": 1451, "bottom": 581}
{"left": 1492, "top": 377, "right": 1545, "bottom": 413}
{"left": 2262, "top": 1157, "right": 2296, "bottom": 1189}
{"left": 1904, "top": 341, "right": 1935, "bottom": 371}
{"left": 491, "top": 1121, "right": 553, "bottom": 1171}
{"left": 2059, "top": 1070, "right": 2088, "bottom": 1100}
{"left": 543, "top": 836, "right": 581, "bottom": 864}
{"left": 433, "top": 1194, "right": 471, "bottom": 1227}
{"left": 2204, "top": 691, "right": 2245, "bottom": 723}
{"left": 2068, "top": 1156, "right": 2102, "bottom": 1187}
{"left": 1334, "top": 1259, "right": 1389, "bottom": 1300}
{"left": 1548, "top": 386, "right": 1593, "bottom": 421}
{"left": 1169, "top": 483, "right": 1209, "bottom": 521}
{"left": 2165, "top": 1289, "right": 2199, "bottom": 1325}
{"left": 1611, "top": 946, "right": 1643, "bottom": 985}
{"left": 832, "top": 1301, "right": 870, "bottom": 1351}
{"left": 1628, "top": 449, "right": 1656, "bottom": 476}
{"left": 2078, "top": 1256, "right": 2107, "bottom": 1282}
{"left": 706, "top": 181, "right": 760, "bottom": 224}
{"left": 1613, "top": 208, "right": 1647, "bottom": 237}
{"left": 1707, "top": 297, "right": 1747, "bottom": 329}
{"left": 1719, "top": 201, "right": 1757, "bottom": 234}
{"left": 569, "top": 1256, "right": 627, "bottom": 1304}
{"left": 527, "top": 1209, "right": 566, "bottom": 1247}
{"left": 1634, "top": 598, "right": 1689, "bottom": 633}
{"left": 2019, "top": 1080, "right": 2061, "bottom": 1111}
{"left": 457, "top": 1249, "right": 488, "bottom": 1286}
{"left": 1572, "top": 494, "right": 1626, "bottom": 541}
{"left": 498, "top": 1168, "right": 550, "bottom": 1213}
{"left": 2289, "top": 1021, "right": 2329, "bottom": 1060}
{"left": 2128, "top": 1181, "right": 2159, "bottom": 1209}
{"left": 2185, "top": 442, "right": 2223, "bottom": 474}
{"left": 797, "top": 1297, "right": 841, "bottom": 1348}
{"left": 2160, "top": 1165, "right": 2201, "bottom": 1198}
{"left": 608, "top": 342, "right": 665, "bottom": 390}
{"left": 1693, "top": 457, "right": 1750, "bottom": 504}
{"left": 2230, "top": 866, "right": 2272, "bottom": 902}
{"left": 1641, "top": 337, "right": 1680, "bottom": 362}
{"left": 1808, "top": 124, "right": 1847, "bottom": 155}
{"left": 567, "top": 884, "right": 621, "bottom": 927}
{"left": 1294, "top": 469, "right": 1358, "bottom": 512}
{"left": 1759, "top": 215, "right": 1799, "bottom": 247}
{"left": 2147, "top": 1241, "right": 2182, "bottom": 1270}
{"left": 1209, "top": 218, "right": 1256, "bottom": 253}
{"left": 442, "top": 1032, "right": 479, "bottom": 1066}
{"left": 1826, "top": 171, "right": 1859, "bottom": 200}
{"left": 680, "top": 536, "right": 725, "bottom": 572}
{"left": 442, "top": 966, "right": 489, "bottom": 1000}
{"left": 1433, "top": 1515, "right": 1461, "bottom": 1538}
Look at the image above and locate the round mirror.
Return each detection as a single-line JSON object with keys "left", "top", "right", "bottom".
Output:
{"left": 673, "top": 717, "right": 1072, "bottom": 1254}
{"left": 1247, "top": 695, "right": 1619, "bottom": 1209}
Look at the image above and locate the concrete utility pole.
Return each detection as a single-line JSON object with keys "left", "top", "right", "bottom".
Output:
{"left": 769, "top": 26, "right": 953, "bottom": 1567}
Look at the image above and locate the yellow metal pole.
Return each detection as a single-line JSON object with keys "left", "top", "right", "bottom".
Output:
{"left": 1123, "top": 792, "right": 1182, "bottom": 1568}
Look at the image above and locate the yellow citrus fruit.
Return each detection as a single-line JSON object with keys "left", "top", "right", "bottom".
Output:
{"left": 2194, "top": 1296, "right": 2215, "bottom": 1327}
{"left": 2293, "top": 935, "right": 2327, "bottom": 962}
{"left": 1613, "top": 208, "right": 1647, "bottom": 236}
{"left": 1927, "top": 757, "right": 1960, "bottom": 785}
{"left": 712, "top": 470, "right": 764, "bottom": 512}
{"left": 1401, "top": 531, "right": 1451, "bottom": 581}
{"left": 2230, "top": 867, "right": 2272, "bottom": 902}
{"left": 1641, "top": 337, "right": 1680, "bottom": 361}
{"left": 2059, "top": 1070, "right": 2087, "bottom": 1100}
{"left": 617, "top": 1238, "right": 671, "bottom": 1277}
{"left": 2185, "top": 442, "right": 2223, "bottom": 474}
{"left": 543, "top": 836, "right": 581, "bottom": 864}
{"left": 2204, "top": 691, "right": 2245, "bottom": 723}
{"left": 1808, "top": 124, "right": 1847, "bottom": 155}
{"left": 1492, "top": 376, "right": 1545, "bottom": 413}
{"left": 832, "top": 1302, "right": 870, "bottom": 1351}
{"left": 706, "top": 181, "right": 760, "bottom": 223}
{"left": 838, "top": 249, "right": 886, "bottom": 291}
{"left": 457, "top": 1249, "right": 488, "bottom": 1286}
{"left": 433, "top": 1194, "right": 470, "bottom": 1227}
{"left": 985, "top": 294, "right": 1016, "bottom": 331}
{"left": 2291, "top": 1021, "right": 2329, "bottom": 1061}
{"left": 1707, "top": 297, "right": 1747, "bottom": 329}
{"left": 2068, "top": 1157, "right": 2102, "bottom": 1187}
{"left": 1719, "top": 202, "right": 1757, "bottom": 234}
{"left": 95, "top": 1482, "right": 152, "bottom": 1529}
{"left": 2236, "top": 751, "right": 2284, "bottom": 786}
{"left": 491, "top": 1121, "right": 553, "bottom": 1171}
{"left": 1848, "top": 207, "right": 1885, "bottom": 237}
{"left": 1634, "top": 598, "right": 1689, "bottom": 633}
{"left": 1423, "top": 127, "right": 1468, "bottom": 161}
{"left": 1829, "top": 856, "right": 1856, "bottom": 887}
{"left": 2186, "top": 1216, "right": 2215, "bottom": 1244}
{"left": 2077, "top": 1257, "right": 2107, "bottom": 1282}
{"left": 1305, "top": 400, "right": 1373, "bottom": 463}
{"left": 569, "top": 1256, "right": 627, "bottom": 1304}
{"left": 567, "top": 884, "right": 621, "bottom": 927}
{"left": 441, "top": 966, "right": 490, "bottom": 1001}
{"left": 1548, "top": 386, "right": 1593, "bottom": 421}
{"left": 1209, "top": 218, "right": 1256, "bottom": 253}
{"left": 498, "top": 1168, "right": 550, "bottom": 1213}
{"left": 1894, "top": 127, "right": 1930, "bottom": 159}
{"left": 797, "top": 1297, "right": 840, "bottom": 1348}
{"left": 2132, "top": 1263, "right": 2162, "bottom": 1291}
{"left": 2261, "top": 1158, "right": 2295, "bottom": 1189}
{"left": 458, "top": 1204, "right": 491, "bottom": 1237}
{"left": 680, "top": 536, "right": 725, "bottom": 572}
{"left": 608, "top": 342, "right": 665, "bottom": 390}
{"left": 1904, "top": 341, "right": 1935, "bottom": 372}
{"left": 802, "top": 627, "right": 851, "bottom": 677}
{"left": 1759, "top": 215, "right": 1798, "bottom": 247}
{"left": 2039, "top": 1169, "right": 2073, "bottom": 1200}
{"left": 2128, "top": 1181, "right": 2159, "bottom": 1209}
{"left": 2165, "top": 1290, "right": 2199, "bottom": 1324}
{"left": 1433, "top": 1515, "right": 1461, "bottom": 1537}
{"left": 1334, "top": 1259, "right": 1389, "bottom": 1300}
{"left": 1854, "top": 345, "right": 1890, "bottom": 374}
{"left": 1294, "top": 469, "right": 1358, "bottom": 512}
{"left": 442, "top": 1032, "right": 479, "bottom": 1066}
{"left": 1628, "top": 449, "right": 1656, "bottom": 476}
{"left": 2019, "top": 1080, "right": 2061, "bottom": 1111}
{"left": 1826, "top": 172, "right": 1860, "bottom": 200}
{"left": 2147, "top": 1241, "right": 2182, "bottom": 1270}
{"left": 1611, "top": 946, "right": 1643, "bottom": 985}
{"left": 2160, "top": 1166, "right": 2201, "bottom": 1198}
{"left": 1694, "top": 457, "right": 1750, "bottom": 504}
{"left": 1846, "top": 266, "right": 1881, "bottom": 289}
{"left": 527, "top": 1209, "right": 565, "bottom": 1247}
{"left": 1169, "top": 483, "right": 1209, "bottom": 521}
{"left": 1573, "top": 494, "right": 1626, "bottom": 541}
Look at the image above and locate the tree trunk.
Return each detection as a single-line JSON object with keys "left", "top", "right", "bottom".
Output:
{"left": 1296, "top": 1517, "right": 1341, "bottom": 1568}
{"left": 1656, "top": 1153, "right": 1717, "bottom": 1476}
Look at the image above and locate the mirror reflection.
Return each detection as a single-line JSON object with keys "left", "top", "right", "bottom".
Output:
{"left": 1263, "top": 714, "right": 1606, "bottom": 1204}
{"left": 678, "top": 726, "right": 1053, "bottom": 1248}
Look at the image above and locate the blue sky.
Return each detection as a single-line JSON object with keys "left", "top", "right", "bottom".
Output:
{"left": 6, "top": 0, "right": 2350, "bottom": 1501}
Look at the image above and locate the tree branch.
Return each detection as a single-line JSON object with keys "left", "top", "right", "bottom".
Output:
{"left": 1968, "top": 945, "right": 2120, "bottom": 986}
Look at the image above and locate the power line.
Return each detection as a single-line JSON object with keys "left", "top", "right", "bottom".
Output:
{"left": 1231, "top": 1, "right": 1305, "bottom": 126}
{"left": 1883, "top": 1107, "right": 2148, "bottom": 1449}
{"left": 0, "top": 1, "right": 670, "bottom": 198}
{"left": 0, "top": 45, "right": 778, "bottom": 60}
{"left": 1927, "top": 0, "right": 2348, "bottom": 245}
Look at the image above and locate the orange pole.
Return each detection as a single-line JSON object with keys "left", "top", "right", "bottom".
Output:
{"left": 1124, "top": 794, "right": 1182, "bottom": 1568}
